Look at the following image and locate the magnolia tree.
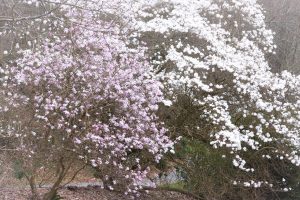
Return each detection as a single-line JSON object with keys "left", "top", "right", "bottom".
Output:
{"left": 0, "top": 10, "right": 174, "bottom": 199}
{"left": 123, "top": 0, "right": 300, "bottom": 197}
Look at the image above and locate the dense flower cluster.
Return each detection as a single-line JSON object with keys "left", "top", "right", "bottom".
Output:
{"left": 1, "top": 12, "right": 174, "bottom": 192}
{"left": 127, "top": 0, "right": 300, "bottom": 190}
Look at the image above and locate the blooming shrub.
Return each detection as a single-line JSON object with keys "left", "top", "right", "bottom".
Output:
{"left": 125, "top": 0, "right": 300, "bottom": 194}
{"left": 1, "top": 11, "right": 174, "bottom": 198}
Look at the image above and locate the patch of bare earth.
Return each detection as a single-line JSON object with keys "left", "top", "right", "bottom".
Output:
{"left": 0, "top": 186, "right": 195, "bottom": 200}
{"left": 0, "top": 155, "right": 195, "bottom": 200}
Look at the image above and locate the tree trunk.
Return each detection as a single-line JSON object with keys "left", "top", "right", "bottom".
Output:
{"left": 43, "top": 158, "right": 67, "bottom": 200}
{"left": 42, "top": 172, "right": 64, "bottom": 200}
{"left": 28, "top": 176, "right": 40, "bottom": 200}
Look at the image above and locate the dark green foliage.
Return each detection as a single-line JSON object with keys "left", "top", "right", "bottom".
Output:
{"left": 172, "top": 138, "right": 236, "bottom": 199}
{"left": 13, "top": 160, "right": 26, "bottom": 180}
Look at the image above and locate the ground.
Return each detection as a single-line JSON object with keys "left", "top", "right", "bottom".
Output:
{"left": 0, "top": 187, "right": 195, "bottom": 200}
{"left": 0, "top": 155, "right": 194, "bottom": 200}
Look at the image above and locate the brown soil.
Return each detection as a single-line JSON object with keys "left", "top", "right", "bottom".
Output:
{"left": 0, "top": 187, "right": 195, "bottom": 200}
{"left": 0, "top": 155, "right": 195, "bottom": 200}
